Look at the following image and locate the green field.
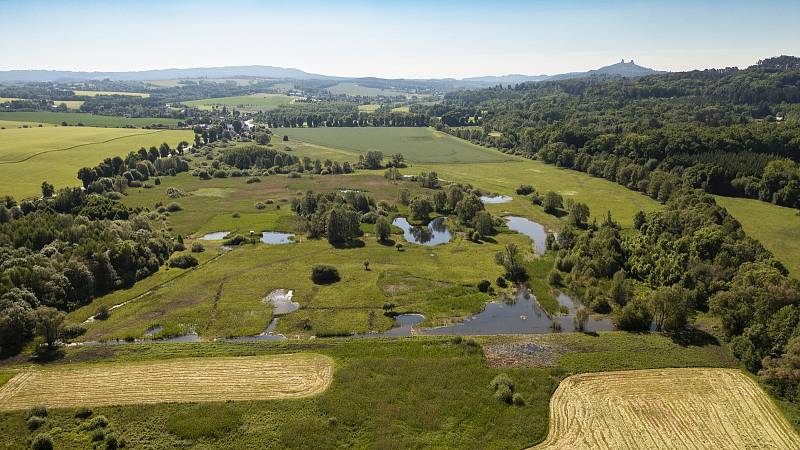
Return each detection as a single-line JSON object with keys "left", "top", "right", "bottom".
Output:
{"left": 275, "top": 127, "right": 516, "bottom": 164}
{"left": 326, "top": 82, "right": 409, "bottom": 97}
{"left": 73, "top": 90, "right": 150, "bottom": 98}
{"left": 185, "top": 93, "right": 293, "bottom": 112}
{"left": 52, "top": 100, "right": 84, "bottom": 109}
{"left": 0, "top": 119, "right": 54, "bottom": 129}
{"left": 715, "top": 195, "right": 800, "bottom": 275}
{"left": 0, "top": 332, "right": 736, "bottom": 449}
{"left": 0, "top": 111, "right": 182, "bottom": 127}
{"left": 0, "top": 127, "right": 193, "bottom": 198}
{"left": 358, "top": 103, "right": 381, "bottom": 112}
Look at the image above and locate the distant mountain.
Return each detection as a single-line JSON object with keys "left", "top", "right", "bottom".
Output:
{"left": 0, "top": 65, "right": 337, "bottom": 82}
{"left": 461, "top": 74, "right": 550, "bottom": 84}
{"left": 545, "top": 60, "right": 663, "bottom": 81}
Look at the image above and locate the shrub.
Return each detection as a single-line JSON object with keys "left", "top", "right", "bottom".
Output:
{"left": 327, "top": 417, "right": 338, "bottom": 427}
{"left": 82, "top": 415, "right": 108, "bottom": 431}
{"left": 490, "top": 373, "right": 515, "bottom": 391}
{"left": 615, "top": 298, "right": 653, "bottom": 331}
{"left": 516, "top": 185, "right": 535, "bottom": 195}
{"left": 168, "top": 254, "right": 198, "bottom": 269}
{"left": 246, "top": 177, "right": 261, "bottom": 184}
{"left": 165, "top": 187, "right": 187, "bottom": 198}
{"left": 550, "top": 320, "right": 562, "bottom": 332}
{"left": 174, "top": 242, "right": 186, "bottom": 251}
{"left": 223, "top": 234, "right": 247, "bottom": 246}
{"left": 494, "top": 384, "right": 513, "bottom": 403}
{"left": 255, "top": 202, "right": 266, "bottom": 210}
{"left": 166, "top": 202, "right": 182, "bottom": 212}
{"left": 26, "top": 416, "right": 46, "bottom": 431}
{"left": 574, "top": 307, "right": 590, "bottom": 332}
{"left": 27, "top": 405, "right": 47, "bottom": 419}
{"left": 232, "top": 212, "right": 240, "bottom": 218}
{"left": 477, "top": 280, "right": 491, "bottom": 292}
{"left": 312, "top": 265, "right": 340, "bottom": 284}
{"left": 105, "top": 433, "right": 119, "bottom": 450}
{"left": 547, "top": 269, "right": 563, "bottom": 286}
{"left": 213, "top": 170, "right": 228, "bottom": 178}
{"left": 496, "top": 276, "right": 507, "bottom": 288}
{"left": 191, "top": 242, "right": 205, "bottom": 253}
{"left": 31, "top": 434, "right": 53, "bottom": 450}
{"left": 61, "top": 324, "right": 87, "bottom": 340}
{"left": 75, "top": 406, "right": 93, "bottom": 419}
{"left": 471, "top": 231, "right": 481, "bottom": 241}
{"left": 287, "top": 172, "right": 301, "bottom": 178}
{"left": 512, "top": 393, "right": 526, "bottom": 406}
{"left": 91, "top": 429, "right": 105, "bottom": 442}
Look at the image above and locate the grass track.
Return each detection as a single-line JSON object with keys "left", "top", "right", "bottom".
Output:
{"left": 0, "top": 353, "right": 332, "bottom": 411}
{"left": 533, "top": 368, "right": 800, "bottom": 450}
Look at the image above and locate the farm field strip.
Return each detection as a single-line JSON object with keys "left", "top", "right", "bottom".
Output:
{"left": 0, "top": 128, "right": 164, "bottom": 163}
{"left": 532, "top": 368, "right": 800, "bottom": 450}
{"left": 0, "top": 353, "right": 333, "bottom": 410}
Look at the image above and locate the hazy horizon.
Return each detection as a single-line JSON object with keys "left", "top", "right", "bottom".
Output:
{"left": 1, "top": 0, "right": 799, "bottom": 79}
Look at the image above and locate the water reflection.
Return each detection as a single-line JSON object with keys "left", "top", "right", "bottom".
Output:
{"left": 200, "top": 231, "right": 229, "bottom": 241}
{"left": 392, "top": 217, "right": 452, "bottom": 246}
{"left": 480, "top": 195, "right": 513, "bottom": 204}
{"left": 261, "top": 232, "right": 295, "bottom": 244}
{"left": 504, "top": 216, "right": 547, "bottom": 254}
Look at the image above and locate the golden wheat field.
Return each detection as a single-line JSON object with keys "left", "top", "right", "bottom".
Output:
{"left": 0, "top": 353, "right": 333, "bottom": 411}
{"left": 532, "top": 368, "right": 800, "bottom": 450}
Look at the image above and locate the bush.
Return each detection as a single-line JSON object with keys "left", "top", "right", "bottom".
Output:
{"left": 246, "top": 177, "right": 261, "bottom": 184}
{"left": 166, "top": 202, "right": 182, "bottom": 212}
{"left": 516, "top": 185, "right": 535, "bottom": 195}
{"left": 166, "top": 187, "right": 187, "bottom": 198}
{"left": 496, "top": 276, "right": 507, "bottom": 288}
{"left": 490, "top": 373, "right": 514, "bottom": 391}
{"left": 255, "top": 202, "right": 266, "bottom": 210}
{"left": 168, "top": 254, "right": 198, "bottom": 269}
{"left": 105, "top": 433, "right": 119, "bottom": 450}
{"left": 91, "top": 429, "right": 106, "bottom": 442}
{"left": 223, "top": 234, "right": 247, "bottom": 246}
{"left": 547, "top": 269, "right": 563, "bottom": 286}
{"left": 31, "top": 434, "right": 53, "bottom": 450}
{"left": 311, "top": 265, "right": 340, "bottom": 284}
{"left": 512, "top": 393, "right": 526, "bottom": 406}
{"left": 550, "top": 320, "right": 562, "bottom": 332}
{"left": 82, "top": 415, "right": 108, "bottom": 430}
{"left": 615, "top": 298, "right": 653, "bottom": 331}
{"left": 574, "top": 307, "right": 590, "bottom": 332}
{"left": 174, "top": 242, "right": 186, "bottom": 251}
{"left": 27, "top": 405, "right": 47, "bottom": 419}
{"left": 477, "top": 280, "right": 491, "bottom": 292}
{"left": 232, "top": 212, "right": 240, "bottom": 218}
{"left": 287, "top": 172, "right": 301, "bottom": 178}
{"left": 61, "top": 324, "right": 87, "bottom": 340}
{"left": 26, "top": 416, "right": 46, "bottom": 431}
{"left": 75, "top": 406, "right": 93, "bottom": 419}
{"left": 191, "top": 242, "right": 205, "bottom": 253}
{"left": 494, "top": 384, "right": 513, "bottom": 403}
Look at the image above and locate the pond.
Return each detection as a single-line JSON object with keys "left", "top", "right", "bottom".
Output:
{"left": 422, "top": 287, "right": 614, "bottom": 335}
{"left": 505, "top": 216, "right": 548, "bottom": 254}
{"left": 261, "top": 232, "right": 295, "bottom": 244}
{"left": 200, "top": 231, "right": 229, "bottom": 241}
{"left": 480, "top": 195, "right": 513, "bottom": 204}
{"left": 392, "top": 217, "right": 452, "bottom": 246}
{"left": 224, "top": 318, "right": 286, "bottom": 342}
{"left": 263, "top": 289, "right": 299, "bottom": 315}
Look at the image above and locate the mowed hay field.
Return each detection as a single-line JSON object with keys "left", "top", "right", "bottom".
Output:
{"left": 276, "top": 127, "right": 515, "bottom": 164}
{"left": 0, "top": 127, "right": 192, "bottom": 198}
{"left": 0, "top": 111, "right": 182, "bottom": 127}
{"left": 185, "top": 93, "right": 293, "bottom": 112}
{"left": 533, "top": 368, "right": 800, "bottom": 450}
{"left": 0, "top": 353, "right": 333, "bottom": 411}
{"left": 715, "top": 195, "right": 800, "bottom": 276}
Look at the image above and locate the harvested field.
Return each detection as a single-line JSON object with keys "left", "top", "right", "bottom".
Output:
{"left": 532, "top": 368, "right": 800, "bottom": 450}
{"left": 0, "top": 353, "right": 332, "bottom": 411}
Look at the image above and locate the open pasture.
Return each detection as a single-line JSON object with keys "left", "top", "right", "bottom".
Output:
{"left": 0, "top": 127, "right": 192, "bottom": 198}
{"left": 73, "top": 90, "right": 150, "bottom": 97}
{"left": 0, "top": 353, "right": 332, "bottom": 410}
{"left": 715, "top": 195, "right": 800, "bottom": 275}
{"left": 276, "top": 127, "right": 515, "bottom": 164}
{"left": 0, "top": 119, "right": 54, "bottom": 128}
{"left": 52, "top": 100, "right": 84, "bottom": 109}
{"left": 185, "top": 93, "right": 293, "bottom": 112}
{"left": 533, "top": 368, "right": 800, "bottom": 450}
{"left": 326, "top": 82, "right": 410, "bottom": 97}
{"left": 0, "top": 111, "right": 182, "bottom": 127}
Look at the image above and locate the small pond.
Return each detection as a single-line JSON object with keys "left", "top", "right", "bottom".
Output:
{"left": 422, "top": 288, "right": 614, "bottom": 335}
{"left": 263, "top": 289, "right": 299, "bottom": 315}
{"left": 505, "top": 216, "right": 548, "bottom": 254}
{"left": 225, "top": 318, "right": 286, "bottom": 342}
{"left": 480, "top": 195, "right": 513, "bottom": 204}
{"left": 200, "top": 231, "right": 229, "bottom": 241}
{"left": 261, "top": 232, "right": 295, "bottom": 245}
{"left": 392, "top": 217, "right": 452, "bottom": 246}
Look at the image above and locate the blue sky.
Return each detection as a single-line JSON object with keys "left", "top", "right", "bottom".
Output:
{"left": 1, "top": 0, "right": 798, "bottom": 78}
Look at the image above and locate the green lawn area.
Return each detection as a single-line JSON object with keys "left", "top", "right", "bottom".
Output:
{"left": 326, "top": 82, "right": 409, "bottom": 97}
{"left": 0, "top": 127, "right": 193, "bottom": 198}
{"left": 0, "top": 333, "right": 736, "bottom": 449}
{"left": 275, "top": 127, "right": 515, "bottom": 164}
{"left": 185, "top": 93, "right": 293, "bottom": 112}
{"left": 0, "top": 111, "right": 182, "bottom": 127}
{"left": 715, "top": 195, "right": 800, "bottom": 276}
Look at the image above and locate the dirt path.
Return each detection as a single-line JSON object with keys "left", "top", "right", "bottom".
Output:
{"left": 531, "top": 368, "right": 800, "bottom": 450}
{"left": 0, "top": 353, "right": 333, "bottom": 411}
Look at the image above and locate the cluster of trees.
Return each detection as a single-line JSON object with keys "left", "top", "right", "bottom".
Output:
{"left": 259, "top": 103, "right": 429, "bottom": 128}
{"left": 220, "top": 145, "right": 300, "bottom": 170}
{"left": 0, "top": 197, "right": 174, "bottom": 354}
{"left": 291, "top": 191, "right": 387, "bottom": 244}
{"left": 76, "top": 142, "right": 190, "bottom": 194}
{"left": 431, "top": 56, "right": 800, "bottom": 209}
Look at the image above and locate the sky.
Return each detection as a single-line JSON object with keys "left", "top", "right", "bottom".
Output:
{"left": 1, "top": 0, "right": 799, "bottom": 78}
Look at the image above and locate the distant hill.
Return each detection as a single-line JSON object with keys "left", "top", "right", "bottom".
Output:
{"left": 0, "top": 65, "right": 336, "bottom": 82}
{"left": 546, "top": 60, "right": 664, "bottom": 81}
{"left": 461, "top": 74, "right": 550, "bottom": 84}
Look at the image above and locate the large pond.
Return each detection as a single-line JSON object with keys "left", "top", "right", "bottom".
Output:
{"left": 480, "top": 195, "right": 513, "bottom": 204}
{"left": 392, "top": 217, "right": 452, "bottom": 246}
{"left": 263, "top": 289, "right": 299, "bottom": 314}
{"left": 200, "top": 231, "right": 229, "bottom": 241}
{"left": 261, "top": 232, "right": 295, "bottom": 244}
{"left": 423, "top": 287, "right": 614, "bottom": 335}
{"left": 505, "top": 216, "right": 548, "bottom": 254}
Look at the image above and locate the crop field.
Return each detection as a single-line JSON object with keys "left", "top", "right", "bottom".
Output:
{"left": 0, "top": 119, "right": 54, "bottom": 128}
{"left": 533, "top": 368, "right": 800, "bottom": 450}
{"left": 358, "top": 103, "right": 381, "bottom": 112}
{"left": 73, "top": 90, "right": 150, "bottom": 97}
{"left": 715, "top": 195, "right": 800, "bottom": 275}
{"left": 52, "top": 100, "right": 84, "bottom": 109}
{"left": 0, "top": 111, "right": 182, "bottom": 127}
{"left": 0, "top": 353, "right": 333, "bottom": 411}
{"left": 276, "top": 127, "right": 515, "bottom": 164}
{"left": 326, "top": 82, "right": 411, "bottom": 97}
{"left": 0, "top": 127, "right": 192, "bottom": 198}
{"left": 185, "top": 93, "right": 293, "bottom": 111}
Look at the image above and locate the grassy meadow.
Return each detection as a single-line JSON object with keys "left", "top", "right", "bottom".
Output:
{"left": 0, "top": 127, "right": 192, "bottom": 198}
{"left": 185, "top": 93, "right": 293, "bottom": 112}
{"left": 52, "top": 100, "right": 84, "bottom": 109}
{"left": 276, "top": 127, "right": 515, "bottom": 164}
{"left": 0, "top": 111, "right": 182, "bottom": 127}
{"left": 0, "top": 333, "right": 737, "bottom": 449}
{"left": 0, "top": 119, "right": 55, "bottom": 129}
{"left": 73, "top": 90, "right": 150, "bottom": 97}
